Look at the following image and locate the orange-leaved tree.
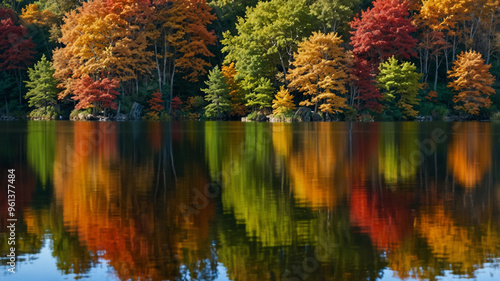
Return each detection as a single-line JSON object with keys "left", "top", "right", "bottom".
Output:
{"left": 73, "top": 75, "right": 120, "bottom": 114}
{"left": 222, "top": 62, "right": 247, "bottom": 117}
{"left": 55, "top": 0, "right": 155, "bottom": 97}
{"left": 447, "top": 50, "right": 495, "bottom": 116}
{"left": 151, "top": 0, "right": 216, "bottom": 112}
{"left": 288, "top": 31, "right": 349, "bottom": 115}
{"left": 272, "top": 86, "right": 295, "bottom": 116}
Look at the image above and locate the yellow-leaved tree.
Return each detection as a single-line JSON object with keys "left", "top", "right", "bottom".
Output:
{"left": 272, "top": 86, "right": 295, "bottom": 116}
{"left": 288, "top": 31, "right": 350, "bottom": 115}
{"left": 447, "top": 50, "right": 495, "bottom": 116}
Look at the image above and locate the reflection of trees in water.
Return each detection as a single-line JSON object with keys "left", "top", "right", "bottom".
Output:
{"left": 1, "top": 121, "right": 500, "bottom": 281}
{"left": 448, "top": 122, "right": 492, "bottom": 189}
{"left": 51, "top": 121, "right": 218, "bottom": 281}
{"left": 211, "top": 122, "right": 386, "bottom": 280}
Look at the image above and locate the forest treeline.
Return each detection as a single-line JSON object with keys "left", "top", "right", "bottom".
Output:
{"left": 1, "top": 0, "right": 500, "bottom": 121}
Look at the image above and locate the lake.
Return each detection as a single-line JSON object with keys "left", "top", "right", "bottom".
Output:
{"left": 1, "top": 121, "right": 499, "bottom": 281}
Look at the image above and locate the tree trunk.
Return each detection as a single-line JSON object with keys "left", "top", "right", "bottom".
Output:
{"left": 154, "top": 42, "right": 162, "bottom": 94}
{"left": 169, "top": 63, "right": 175, "bottom": 114}
{"left": 434, "top": 53, "right": 439, "bottom": 91}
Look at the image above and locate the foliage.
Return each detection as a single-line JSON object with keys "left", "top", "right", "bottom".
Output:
{"left": 0, "top": 7, "right": 36, "bottom": 105}
{"left": 202, "top": 66, "right": 231, "bottom": 119}
{"left": 0, "top": 8, "right": 36, "bottom": 71}
{"left": 25, "top": 54, "right": 58, "bottom": 117}
{"left": 221, "top": 62, "right": 247, "bottom": 117}
{"left": 72, "top": 75, "right": 120, "bottom": 113}
{"left": 350, "top": 0, "right": 417, "bottom": 66}
{"left": 185, "top": 96, "right": 206, "bottom": 113}
{"left": 288, "top": 31, "right": 350, "bottom": 114}
{"left": 152, "top": 0, "right": 217, "bottom": 110}
{"left": 448, "top": 50, "right": 495, "bottom": 116}
{"left": 245, "top": 77, "right": 274, "bottom": 112}
{"left": 145, "top": 91, "right": 164, "bottom": 120}
{"left": 221, "top": 0, "right": 316, "bottom": 84}
{"left": 310, "top": 0, "right": 361, "bottom": 35}
{"left": 171, "top": 96, "right": 183, "bottom": 112}
{"left": 377, "top": 56, "right": 422, "bottom": 119}
{"left": 272, "top": 86, "right": 295, "bottom": 115}
{"left": 55, "top": 0, "right": 155, "bottom": 96}
{"left": 353, "top": 58, "right": 383, "bottom": 112}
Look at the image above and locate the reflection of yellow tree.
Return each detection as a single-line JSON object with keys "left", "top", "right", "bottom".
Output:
{"left": 287, "top": 123, "right": 350, "bottom": 210}
{"left": 272, "top": 123, "right": 293, "bottom": 159}
{"left": 379, "top": 122, "right": 419, "bottom": 185}
{"left": 448, "top": 123, "right": 492, "bottom": 189}
{"left": 416, "top": 206, "right": 500, "bottom": 277}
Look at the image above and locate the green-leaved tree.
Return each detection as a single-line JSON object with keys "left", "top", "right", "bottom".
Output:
{"left": 377, "top": 56, "right": 422, "bottom": 120}
{"left": 245, "top": 77, "right": 274, "bottom": 112}
{"left": 202, "top": 66, "right": 231, "bottom": 119}
{"left": 25, "top": 54, "right": 58, "bottom": 119}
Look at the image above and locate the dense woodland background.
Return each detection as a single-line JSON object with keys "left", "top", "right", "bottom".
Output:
{"left": 1, "top": 0, "right": 500, "bottom": 121}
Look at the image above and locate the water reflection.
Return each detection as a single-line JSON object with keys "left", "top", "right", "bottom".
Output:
{"left": 0, "top": 121, "right": 499, "bottom": 281}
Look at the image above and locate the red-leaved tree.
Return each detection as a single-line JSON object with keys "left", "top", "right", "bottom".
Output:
{"left": 349, "top": 0, "right": 417, "bottom": 112}
{"left": 145, "top": 91, "right": 165, "bottom": 120}
{"left": 353, "top": 58, "right": 383, "bottom": 112}
{"left": 73, "top": 75, "right": 120, "bottom": 114}
{"left": 350, "top": 0, "right": 417, "bottom": 65}
{"left": 0, "top": 8, "right": 36, "bottom": 104}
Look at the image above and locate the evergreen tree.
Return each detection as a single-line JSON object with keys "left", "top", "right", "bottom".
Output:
{"left": 245, "top": 77, "right": 274, "bottom": 112}
{"left": 377, "top": 56, "right": 422, "bottom": 119}
{"left": 25, "top": 54, "right": 58, "bottom": 118}
{"left": 202, "top": 66, "right": 231, "bottom": 119}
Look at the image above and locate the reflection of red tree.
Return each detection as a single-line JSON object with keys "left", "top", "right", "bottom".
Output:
{"left": 147, "top": 121, "right": 163, "bottom": 151}
{"left": 351, "top": 123, "right": 380, "bottom": 181}
{"left": 350, "top": 185, "right": 414, "bottom": 250}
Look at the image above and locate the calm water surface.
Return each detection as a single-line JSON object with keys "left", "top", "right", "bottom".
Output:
{"left": 1, "top": 121, "right": 500, "bottom": 281}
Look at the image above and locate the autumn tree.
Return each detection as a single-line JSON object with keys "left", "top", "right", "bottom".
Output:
{"left": 288, "top": 31, "right": 349, "bottom": 115}
{"left": 73, "top": 75, "right": 120, "bottom": 115}
{"left": 349, "top": 0, "right": 417, "bottom": 113}
{"left": 0, "top": 8, "right": 36, "bottom": 104}
{"left": 25, "top": 55, "right": 58, "bottom": 118}
{"left": 171, "top": 96, "right": 183, "bottom": 112}
{"left": 377, "top": 57, "right": 422, "bottom": 119}
{"left": 146, "top": 91, "right": 165, "bottom": 120}
{"left": 272, "top": 86, "right": 296, "bottom": 116}
{"left": 56, "top": 0, "right": 155, "bottom": 97}
{"left": 447, "top": 50, "right": 495, "bottom": 116}
{"left": 350, "top": 0, "right": 417, "bottom": 66}
{"left": 222, "top": 62, "right": 247, "bottom": 117}
{"left": 352, "top": 58, "right": 383, "bottom": 113}
{"left": 245, "top": 77, "right": 274, "bottom": 112}
{"left": 152, "top": 0, "right": 217, "bottom": 112}
{"left": 20, "top": 4, "right": 57, "bottom": 56}
{"left": 202, "top": 66, "right": 231, "bottom": 119}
